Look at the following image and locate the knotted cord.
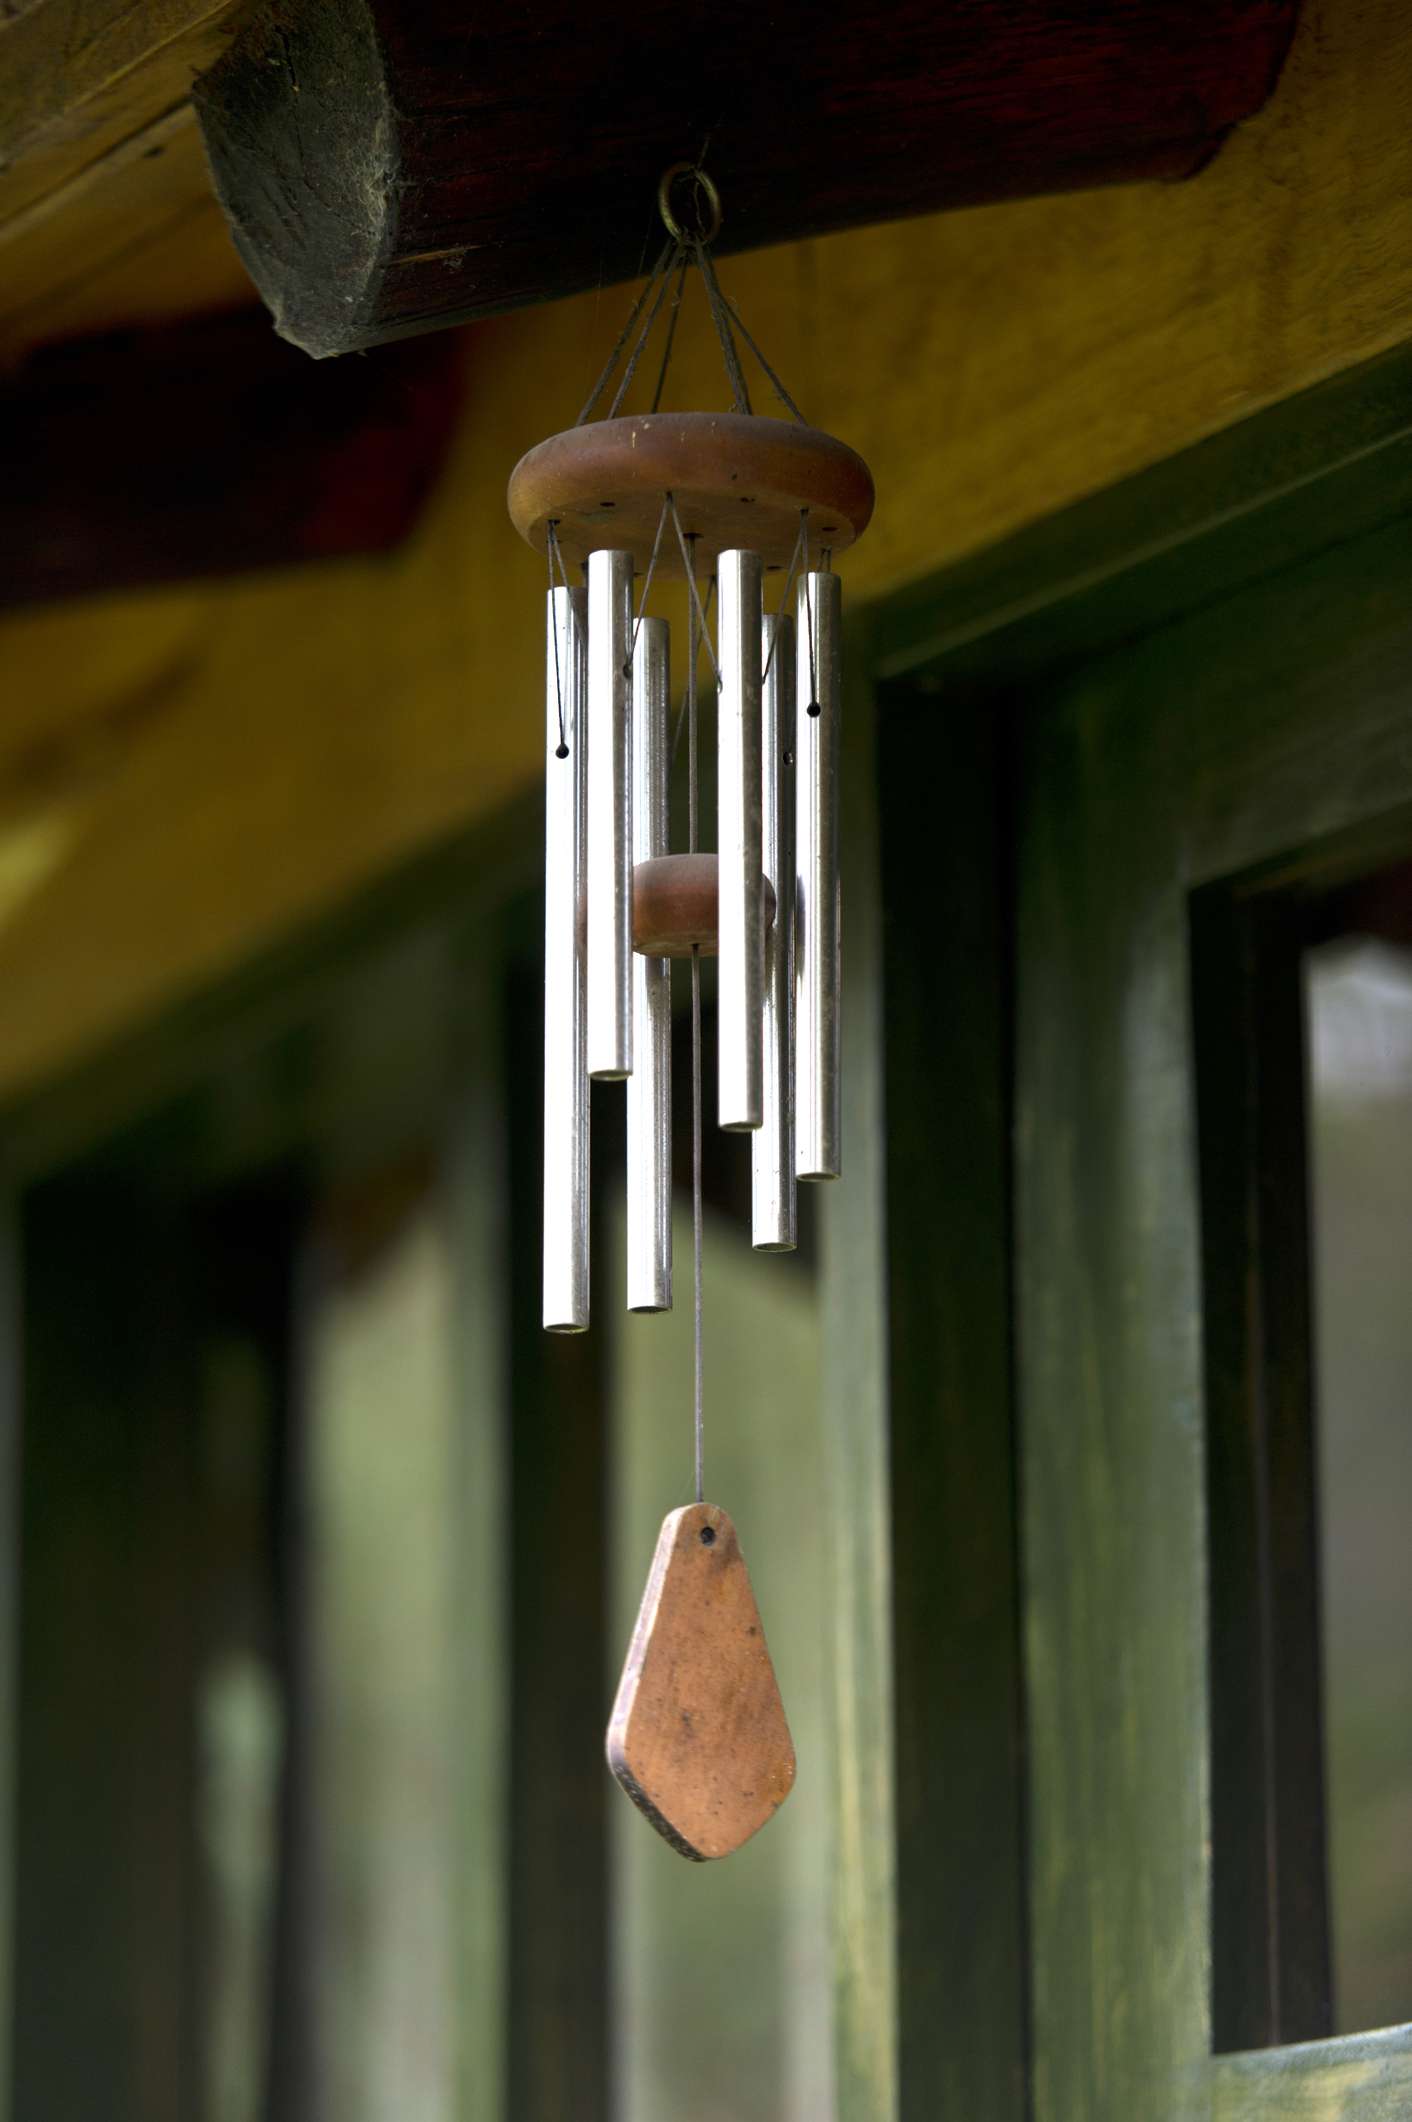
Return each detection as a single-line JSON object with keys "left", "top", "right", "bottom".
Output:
{"left": 573, "top": 167, "right": 808, "bottom": 432}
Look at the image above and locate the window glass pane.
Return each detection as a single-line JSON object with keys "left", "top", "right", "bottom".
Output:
{"left": 1306, "top": 936, "right": 1412, "bottom": 2033}
{"left": 610, "top": 1198, "right": 833, "bottom": 2122}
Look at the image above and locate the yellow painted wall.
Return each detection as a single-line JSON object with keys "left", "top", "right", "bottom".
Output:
{"left": 1, "top": 0, "right": 1410, "bottom": 1104}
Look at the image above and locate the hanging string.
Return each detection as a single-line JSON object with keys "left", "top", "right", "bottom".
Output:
{"left": 628, "top": 496, "right": 672, "bottom": 671}
{"left": 607, "top": 252, "right": 687, "bottom": 421}
{"left": 691, "top": 957, "right": 704, "bottom": 1506}
{"left": 715, "top": 288, "right": 808, "bottom": 423}
{"left": 691, "top": 238, "right": 752, "bottom": 416}
{"left": 574, "top": 173, "right": 807, "bottom": 436}
{"left": 666, "top": 495, "right": 722, "bottom": 686}
{"left": 650, "top": 252, "right": 692, "bottom": 414}
{"left": 672, "top": 573, "right": 716, "bottom": 768}
{"left": 575, "top": 238, "right": 676, "bottom": 426}
{"left": 686, "top": 535, "right": 700, "bottom": 856}
{"left": 685, "top": 531, "right": 705, "bottom": 1504}
{"left": 762, "top": 508, "right": 810, "bottom": 685}
{"left": 548, "top": 518, "right": 577, "bottom": 598}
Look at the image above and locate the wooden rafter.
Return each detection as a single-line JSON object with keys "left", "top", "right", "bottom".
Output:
{"left": 190, "top": 0, "right": 1301, "bottom": 359}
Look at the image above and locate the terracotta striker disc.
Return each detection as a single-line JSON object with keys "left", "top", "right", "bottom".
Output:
{"left": 607, "top": 1501, "right": 795, "bottom": 1862}
{"left": 507, "top": 411, "right": 874, "bottom": 574}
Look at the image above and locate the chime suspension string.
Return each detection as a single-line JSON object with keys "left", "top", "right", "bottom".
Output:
{"left": 691, "top": 955, "right": 704, "bottom": 1504}
{"left": 691, "top": 238, "right": 752, "bottom": 416}
{"left": 763, "top": 508, "right": 810, "bottom": 685}
{"left": 576, "top": 186, "right": 803, "bottom": 434}
{"left": 715, "top": 288, "right": 808, "bottom": 424}
{"left": 575, "top": 238, "right": 676, "bottom": 426}
{"left": 686, "top": 532, "right": 706, "bottom": 1505}
{"left": 686, "top": 538, "right": 699, "bottom": 850}
{"left": 548, "top": 516, "right": 578, "bottom": 600}
{"left": 667, "top": 496, "right": 722, "bottom": 685}
{"left": 629, "top": 497, "right": 671, "bottom": 672}
{"left": 671, "top": 575, "right": 715, "bottom": 769}
{"left": 650, "top": 253, "right": 692, "bottom": 414}
{"left": 607, "top": 250, "right": 688, "bottom": 421}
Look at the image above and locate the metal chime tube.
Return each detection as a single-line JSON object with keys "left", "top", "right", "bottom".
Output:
{"left": 587, "top": 548, "right": 635, "bottom": 1079}
{"left": 543, "top": 583, "right": 589, "bottom": 1330}
{"left": 753, "top": 613, "right": 797, "bottom": 1248}
{"left": 717, "top": 548, "right": 765, "bottom": 1131}
{"left": 796, "top": 569, "right": 842, "bottom": 1179}
{"left": 627, "top": 616, "right": 672, "bottom": 1310}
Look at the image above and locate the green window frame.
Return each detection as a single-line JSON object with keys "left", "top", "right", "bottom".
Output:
{"left": 860, "top": 338, "right": 1412, "bottom": 2122}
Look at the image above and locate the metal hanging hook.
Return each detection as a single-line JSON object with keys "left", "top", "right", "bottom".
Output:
{"left": 657, "top": 163, "right": 723, "bottom": 246}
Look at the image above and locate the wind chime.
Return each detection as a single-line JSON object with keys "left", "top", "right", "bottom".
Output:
{"left": 507, "top": 167, "right": 874, "bottom": 1861}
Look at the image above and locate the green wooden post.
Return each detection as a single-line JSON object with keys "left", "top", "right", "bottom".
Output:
{"left": 821, "top": 625, "right": 899, "bottom": 2122}
{"left": 1015, "top": 503, "right": 1412, "bottom": 2121}
{"left": 878, "top": 683, "right": 1027, "bottom": 2122}
{"left": 823, "top": 638, "right": 1029, "bottom": 2122}
{"left": 1017, "top": 657, "right": 1212, "bottom": 2122}
{"left": 864, "top": 346, "right": 1412, "bottom": 2122}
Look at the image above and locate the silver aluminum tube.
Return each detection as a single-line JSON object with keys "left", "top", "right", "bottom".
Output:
{"left": 543, "top": 584, "right": 589, "bottom": 1331}
{"left": 796, "top": 570, "right": 842, "bottom": 1179}
{"left": 754, "top": 613, "right": 797, "bottom": 1248}
{"left": 717, "top": 549, "right": 765, "bottom": 1131}
{"left": 627, "top": 616, "right": 672, "bottom": 1310}
{"left": 587, "top": 548, "right": 634, "bottom": 1079}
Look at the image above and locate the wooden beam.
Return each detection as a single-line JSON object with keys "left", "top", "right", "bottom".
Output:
{"left": 0, "top": 306, "right": 463, "bottom": 607}
{"left": 191, "top": 0, "right": 1300, "bottom": 359}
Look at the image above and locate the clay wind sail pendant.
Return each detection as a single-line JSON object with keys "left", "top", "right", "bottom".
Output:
{"left": 607, "top": 1502, "right": 795, "bottom": 1861}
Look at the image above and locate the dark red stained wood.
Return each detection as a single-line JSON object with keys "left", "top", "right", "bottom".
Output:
{"left": 191, "top": 0, "right": 1300, "bottom": 360}
{"left": 0, "top": 307, "right": 464, "bottom": 607}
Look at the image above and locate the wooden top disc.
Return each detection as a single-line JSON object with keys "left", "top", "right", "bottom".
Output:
{"left": 507, "top": 411, "right": 874, "bottom": 573}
